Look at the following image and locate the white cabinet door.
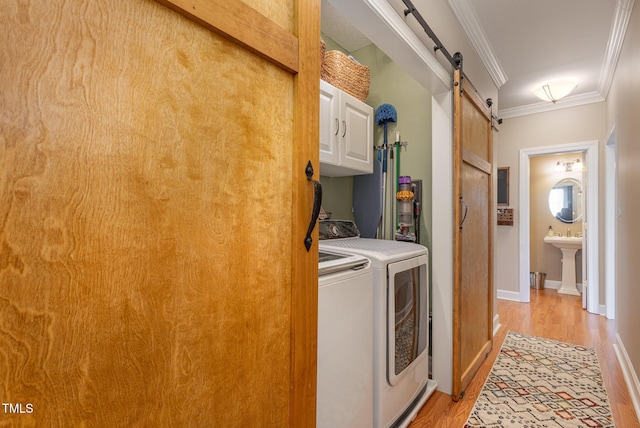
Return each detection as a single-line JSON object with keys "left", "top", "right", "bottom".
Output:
{"left": 319, "top": 80, "right": 373, "bottom": 176}
{"left": 319, "top": 80, "right": 339, "bottom": 166}
{"left": 341, "top": 91, "right": 373, "bottom": 173}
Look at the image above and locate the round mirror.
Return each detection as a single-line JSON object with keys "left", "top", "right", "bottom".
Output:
{"left": 548, "top": 178, "right": 583, "bottom": 223}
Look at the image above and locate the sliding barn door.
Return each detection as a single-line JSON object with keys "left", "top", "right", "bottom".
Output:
{"left": 452, "top": 69, "right": 494, "bottom": 401}
{"left": 0, "top": 0, "right": 319, "bottom": 426}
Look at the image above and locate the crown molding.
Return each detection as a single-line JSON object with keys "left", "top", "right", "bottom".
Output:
{"left": 450, "top": 0, "right": 632, "bottom": 119}
{"left": 500, "top": 0, "right": 633, "bottom": 119}
{"left": 498, "top": 91, "right": 605, "bottom": 119}
{"left": 448, "top": 0, "right": 508, "bottom": 88}
{"left": 598, "top": 0, "right": 635, "bottom": 97}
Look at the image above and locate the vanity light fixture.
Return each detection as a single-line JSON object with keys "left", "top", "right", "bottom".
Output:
{"left": 554, "top": 159, "right": 583, "bottom": 172}
{"left": 573, "top": 159, "right": 583, "bottom": 171}
{"left": 533, "top": 80, "right": 578, "bottom": 103}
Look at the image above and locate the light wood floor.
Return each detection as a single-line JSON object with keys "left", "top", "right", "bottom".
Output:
{"left": 410, "top": 289, "right": 640, "bottom": 427}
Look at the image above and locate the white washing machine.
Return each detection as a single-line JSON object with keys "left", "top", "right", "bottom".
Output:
{"left": 320, "top": 220, "right": 437, "bottom": 428}
{"left": 317, "top": 248, "right": 373, "bottom": 428}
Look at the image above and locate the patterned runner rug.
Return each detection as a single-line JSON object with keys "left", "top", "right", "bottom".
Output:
{"left": 465, "top": 331, "right": 614, "bottom": 427}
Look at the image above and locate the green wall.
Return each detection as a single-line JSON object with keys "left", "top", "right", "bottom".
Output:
{"left": 320, "top": 35, "right": 433, "bottom": 246}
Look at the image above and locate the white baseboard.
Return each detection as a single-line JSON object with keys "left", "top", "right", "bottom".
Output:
{"left": 497, "top": 289, "right": 520, "bottom": 301}
{"left": 500, "top": 284, "right": 606, "bottom": 317}
{"left": 493, "top": 313, "right": 501, "bottom": 337}
{"left": 545, "top": 280, "right": 561, "bottom": 290}
{"left": 613, "top": 333, "right": 640, "bottom": 423}
{"left": 533, "top": 281, "right": 605, "bottom": 314}
{"left": 546, "top": 280, "right": 587, "bottom": 292}
{"left": 498, "top": 281, "right": 587, "bottom": 301}
{"left": 600, "top": 305, "right": 607, "bottom": 316}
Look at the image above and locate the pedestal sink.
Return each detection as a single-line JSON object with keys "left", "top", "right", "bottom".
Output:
{"left": 543, "top": 236, "right": 582, "bottom": 296}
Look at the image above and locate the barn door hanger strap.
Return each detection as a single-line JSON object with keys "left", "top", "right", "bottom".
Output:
{"left": 453, "top": 52, "right": 463, "bottom": 70}
{"left": 486, "top": 98, "right": 503, "bottom": 131}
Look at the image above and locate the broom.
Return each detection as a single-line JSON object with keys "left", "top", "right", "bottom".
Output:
{"left": 375, "top": 103, "right": 397, "bottom": 239}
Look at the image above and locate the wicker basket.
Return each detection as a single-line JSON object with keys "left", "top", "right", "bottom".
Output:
{"left": 320, "top": 38, "right": 326, "bottom": 66}
{"left": 321, "top": 50, "right": 370, "bottom": 102}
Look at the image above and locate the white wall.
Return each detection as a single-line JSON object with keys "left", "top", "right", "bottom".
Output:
{"left": 606, "top": 1, "right": 640, "bottom": 415}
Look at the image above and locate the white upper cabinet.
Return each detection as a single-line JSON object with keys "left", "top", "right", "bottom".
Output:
{"left": 319, "top": 80, "right": 373, "bottom": 176}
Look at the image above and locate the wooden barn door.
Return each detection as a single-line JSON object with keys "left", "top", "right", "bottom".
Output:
{"left": 0, "top": 0, "right": 319, "bottom": 426}
{"left": 452, "top": 69, "right": 494, "bottom": 401}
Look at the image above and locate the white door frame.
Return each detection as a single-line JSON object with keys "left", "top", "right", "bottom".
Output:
{"left": 605, "top": 124, "right": 617, "bottom": 319}
{"left": 326, "top": 0, "right": 454, "bottom": 395}
{"left": 519, "top": 141, "right": 600, "bottom": 314}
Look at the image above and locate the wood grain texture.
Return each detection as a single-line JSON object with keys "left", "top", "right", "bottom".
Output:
{"left": 0, "top": 0, "right": 313, "bottom": 426}
{"left": 290, "top": 0, "right": 321, "bottom": 426}
{"left": 458, "top": 163, "right": 491, "bottom": 395}
{"left": 410, "top": 291, "right": 640, "bottom": 427}
{"left": 155, "top": 0, "right": 299, "bottom": 73}
{"left": 461, "top": 93, "right": 491, "bottom": 162}
{"left": 452, "top": 70, "right": 494, "bottom": 401}
{"left": 460, "top": 165, "right": 490, "bottom": 355}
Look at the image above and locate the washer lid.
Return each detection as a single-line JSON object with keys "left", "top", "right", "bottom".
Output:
{"left": 318, "top": 249, "right": 368, "bottom": 276}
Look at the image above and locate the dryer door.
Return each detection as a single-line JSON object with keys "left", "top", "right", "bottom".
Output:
{"left": 386, "top": 255, "right": 429, "bottom": 385}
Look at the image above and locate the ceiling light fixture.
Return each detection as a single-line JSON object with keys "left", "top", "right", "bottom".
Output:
{"left": 533, "top": 80, "right": 578, "bottom": 103}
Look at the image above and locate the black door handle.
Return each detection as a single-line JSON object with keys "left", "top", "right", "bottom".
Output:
{"left": 459, "top": 196, "right": 469, "bottom": 230}
{"left": 304, "top": 161, "right": 322, "bottom": 251}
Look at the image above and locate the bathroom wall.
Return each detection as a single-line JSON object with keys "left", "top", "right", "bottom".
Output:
{"left": 495, "top": 102, "right": 606, "bottom": 296}
{"left": 319, "top": 36, "right": 432, "bottom": 245}
{"left": 530, "top": 153, "right": 583, "bottom": 285}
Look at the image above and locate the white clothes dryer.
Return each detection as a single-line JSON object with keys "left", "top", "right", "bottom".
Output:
{"left": 319, "top": 220, "right": 437, "bottom": 428}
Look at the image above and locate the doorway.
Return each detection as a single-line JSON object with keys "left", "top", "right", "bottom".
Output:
{"left": 518, "top": 141, "right": 600, "bottom": 314}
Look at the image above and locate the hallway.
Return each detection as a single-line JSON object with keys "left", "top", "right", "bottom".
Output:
{"left": 411, "top": 290, "right": 640, "bottom": 427}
